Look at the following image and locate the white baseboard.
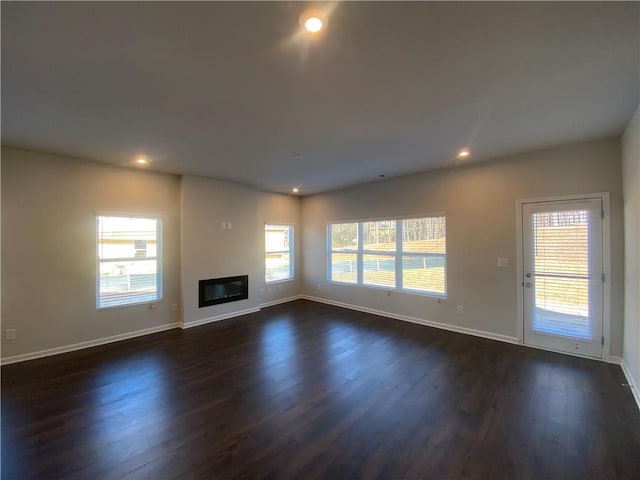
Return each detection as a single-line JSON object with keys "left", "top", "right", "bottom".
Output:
{"left": 180, "top": 307, "right": 261, "bottom": 329}
{"left": 301, "top": 295, "right": 519, "bottom": 345}
{"left": 620, "top": 358, "right": 640, "bottom": 412}
{"left": 0, "top": 322, "right": 180, "bottom": 366}
{"left": 259, "top": 295, "right": 304, "bottom": 309}
{"left": 1, "top": 297, "right": 305, "bottom": 365}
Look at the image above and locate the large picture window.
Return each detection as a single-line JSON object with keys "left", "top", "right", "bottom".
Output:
{"left": 97, "top": 215, "right": 162, "bottom": 309}
{"left": 328, "top": 216, "right": 446, "bottom": 297}
{"left": 265, "top": 224, "right": 294, "bottom": 282}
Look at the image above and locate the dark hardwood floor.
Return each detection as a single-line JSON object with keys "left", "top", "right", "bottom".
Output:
{"left": 2, "top": 299, "right": 639, "bottom": 479}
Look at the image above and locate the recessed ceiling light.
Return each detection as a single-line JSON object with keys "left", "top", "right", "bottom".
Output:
{"left": 305, "top": 17, "right": 323, "bottom": 33}
{"left": 456, "top": 149, "right": 470, "bottom": 159}
{"left": 134, "top": 156, "right": 149, "bottom": 167}
{"left": 300, "top": 9, "right": 327, "bottom": 34}
{"left": 292, "top": 187, "right": 299, "bottom": 193}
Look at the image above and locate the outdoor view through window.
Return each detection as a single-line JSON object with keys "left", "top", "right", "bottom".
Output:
{"left": 97, "top": 215, "right": 162, "bottom": 308}
{"left": 329, "top": 216, "right": 446, "bottom": 296}
{"left": 265, "top": 224, "right": 293, "bottom": 282}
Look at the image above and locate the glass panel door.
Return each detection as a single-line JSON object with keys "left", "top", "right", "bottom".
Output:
{"left": 522, "top": 198, "right": 603, "bottom": 358}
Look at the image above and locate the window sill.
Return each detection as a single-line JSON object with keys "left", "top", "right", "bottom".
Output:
{"left": 265, "top": 278, "right": 295, "bottom": 285}
{"left": 327, "top": 280, "right": 446, "bottom": 300}
{"left": 97, "top": 296, "right": 163, "bottom": 311}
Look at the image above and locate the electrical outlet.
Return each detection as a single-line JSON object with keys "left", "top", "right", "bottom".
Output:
{"left": 497, "top": 257, "right": 509, "bottom": 267}
{"left": 6, "top": 329, "right": 16, "bottom": 340}
{"left": 456, "top": 305, "right": 464, "bottom": 315}
{"left": 149, "top": 304, "right": 157, "bottom": 311}
{"left": 227, "top": 222, "right": 232, "bottom": 229}
{"left": 171, "top": 303, "right": 178, "bottom": 312}
{"left": 221, "top": 222, "right": 226, "bottom": 230}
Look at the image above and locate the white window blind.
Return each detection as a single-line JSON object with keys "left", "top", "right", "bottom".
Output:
{"left": 328, "top": 216, "right": 446, "bottom": 297}
{"left": 265, "top": 224, "right": 294, "bottom": 282}
{"left": 97, "top": 215, "right": 162, "bottom": 309}
{"left": 362, "top": 220, "right": 396, "bottom": 288}
{"left": 329, "top": 223, "right": 358, "bottom": 284}
{"left": 532, "top": 210, "right": 591, "bottom": 338}
{"left": 401, "top": 217, "right": 446, "bottom": 295}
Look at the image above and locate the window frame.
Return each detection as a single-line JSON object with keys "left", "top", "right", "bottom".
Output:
{"left": 326, "top": 222, "right": 360, "bottom": 285}
{"left": 96, "top": 212, "right": 163, "bottom": 310}
{"left": 327, "top": 214, "right": 447, "bottom": 298}
{"left": 265, "top": 223, "right": 294, "bottom": 284}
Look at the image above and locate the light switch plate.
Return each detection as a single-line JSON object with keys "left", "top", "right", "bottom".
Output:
{"left": 497, "top": 257, "right": 509, "bottom": 267}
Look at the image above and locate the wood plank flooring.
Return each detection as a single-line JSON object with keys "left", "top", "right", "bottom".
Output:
{"left": 2, "top": 299, "right": 639, "bottom": 479}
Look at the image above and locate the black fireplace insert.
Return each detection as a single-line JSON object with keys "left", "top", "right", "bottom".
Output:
{"left": 199, "top": 275, "right": 248, "bottom": 308}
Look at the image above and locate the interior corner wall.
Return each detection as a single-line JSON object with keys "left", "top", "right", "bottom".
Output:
{"left": 622, "top": 105, "right": 640, "bottom": 389}
{"left": 180, "top": 175, "right": 301, "bottom": 327}
{"left": 1, "top": 147, "right": 182, "bottom": 359}
{"left": 301, "top": 138, "right": 625, "bottom": 356}
{"left": 258, "top": 189, "right": 303, "bottom": 304}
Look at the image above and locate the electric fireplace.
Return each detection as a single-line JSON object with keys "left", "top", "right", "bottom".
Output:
{"left": 199, "top": 275, "right": 248, "bottom": 308}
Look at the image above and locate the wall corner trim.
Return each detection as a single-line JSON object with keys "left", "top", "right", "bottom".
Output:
{"left": 620, "top": 358, "right": 640, "bottom": 412}
{"left": 301, "top": 295, "right": 519, "bottom": 345}
{"left": 180, "top": 307, "right": 261, "bottom": 329}
{"left": 0, "top": 322, "right": 180, "bottom": 366}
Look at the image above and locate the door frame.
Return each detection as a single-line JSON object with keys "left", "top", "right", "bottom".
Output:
{"left": 515, "top": 193, "right": 611, "bottom": 360}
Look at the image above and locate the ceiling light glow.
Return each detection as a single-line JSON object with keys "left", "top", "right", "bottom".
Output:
{"left": 134, "top": 157, "right": 149, "bottom": 167}
{"left": 292, "top": 188, "right": 299, "bottom": 193}
{"left": 304, "top": 17, "right": 323, "bottom": 33}
{"left": 299, "top": 9, "right": 327, "bottom": 34}
{"left": 457, "top": 149, "right": 470, "bottom": 159}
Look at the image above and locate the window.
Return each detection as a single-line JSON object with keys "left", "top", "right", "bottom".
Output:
{"left": 265, "top": 224, "right": 294, "bottom": 282}
{"left": 328, "top": 216, "right": 446, "bottom": 297}
{"left": 362, "top": 220, "right": 397, "bottom": 288}
{"left": 329, "top": 223, "right": 358, "bottom": 284}
{"left": 97, "top": 215, "right": 162, "bottom": 309}
{"left": 401, "top": 217, "right": 446, "bottom": 294}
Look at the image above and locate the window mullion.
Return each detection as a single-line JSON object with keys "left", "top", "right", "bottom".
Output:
{"left": 289, "top": 227, "right": 294, "bottom": 279}
{"left": 357, "top": 222, "right": 363, "bottom": 284}
{"left": 396, "top": 219, "right": 403, "bottom": 290}
{"left": 327, "top": 226, "right": 332, "bottom": 281}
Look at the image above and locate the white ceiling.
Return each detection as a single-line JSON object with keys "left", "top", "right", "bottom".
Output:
{"left": 2, "top": 2, "right": 638, "bottom": 195}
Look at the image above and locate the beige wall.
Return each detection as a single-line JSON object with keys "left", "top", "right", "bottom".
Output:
{"left": 0, "top": 138, "right": 628, "bottom": 361}
{"left": 1, "top": 147, "right": 182, "bottom": 358}
{"left": 1, "top": 150, "right": 303, "bottom": 359}
{"left": 180, "top": 175, "right": 301, "bottom": 326}
{"left": 622, "top": 106, "right": 640, "bottom": 388}
{"left": 301, "top": 139, "right": 625, "bottom": 356}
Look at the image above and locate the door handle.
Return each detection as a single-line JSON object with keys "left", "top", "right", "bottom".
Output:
{"left": 526, "top": 273, "right": 531, "bottom": 278}
{"left": 525, "top": 282, "right": 532, "bottom": 287}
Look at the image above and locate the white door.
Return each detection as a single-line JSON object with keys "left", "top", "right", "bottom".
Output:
{"left": 522, "top": 198, "right": 604, "bottom": 358}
